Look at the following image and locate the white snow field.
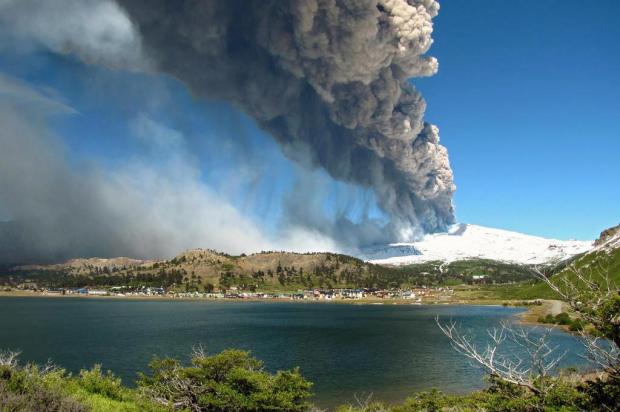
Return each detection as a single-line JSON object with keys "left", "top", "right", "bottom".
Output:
{"left": 365, "top": 224, "right": 593, "bottom": 265}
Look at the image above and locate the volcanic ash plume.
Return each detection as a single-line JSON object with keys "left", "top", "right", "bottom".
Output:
{"left": 116, "top": 0, "right": 456, "bottom": 242}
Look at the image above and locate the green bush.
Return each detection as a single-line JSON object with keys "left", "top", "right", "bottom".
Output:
{"left": 78, "top": 365, "right": 124, "bottom": 400}
{"left": 138, "top": 349, "right": 313, "bottom": 411}
{"left": 578, "top": 375, "right": 620, "bottom": 411}
{"left": 334, "top": 379, "right": 589, "bottom": 412}
{"left": 568, "top": 319, "right": 584, "bottom": 332}
{"left": 555, "top": 312, "right": 572, "bottom": 325}
{"left": 395, "top": 389, "right": 458, "bottom": 411}
{"left": 0, "top": 360, "right": 86, "bottom": 412}
{"left": 595, "top": 295, "right": 620, "bottom": 346}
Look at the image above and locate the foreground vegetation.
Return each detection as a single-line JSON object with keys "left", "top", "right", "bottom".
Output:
{"left": 1, "top": 345, "right": 617, "bottom": 412}
{"left": 0, "top": 349, "right": 313, "bottom": 412}
{"left": 336, "top": 377, "right": 618, "bottom": 412}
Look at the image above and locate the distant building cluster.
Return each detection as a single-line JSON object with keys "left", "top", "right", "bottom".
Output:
{"left": 31, "top": 285, "right": 455, "bottom": 302}
{"left": 41, "top": 286, "right": 166, "bottom": 297}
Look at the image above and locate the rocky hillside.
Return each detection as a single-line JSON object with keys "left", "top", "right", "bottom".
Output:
{"left": 594, "top": 223, "right": 620, "bottom": 247}
{"left": 5, "top": 249, "right": 546, "bottom": 290}
{"left": 17, "top": 257, "right": 150, "bottom": 272}
{"left": 584, "top": 224, "right": 620, "bottom": 279}
{"left": 7, "top": 249, "right": 419, "bottom": 291}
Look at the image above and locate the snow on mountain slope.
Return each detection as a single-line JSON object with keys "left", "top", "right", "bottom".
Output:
{"left": 366, "top": 224, "right": 593, "bottom": 265}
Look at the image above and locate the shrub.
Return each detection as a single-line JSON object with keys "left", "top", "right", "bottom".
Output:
{"left": 0, "top": 355, "right": 87, "bottom": 412}
{"left": 395, "top": 389, "right": 458, "bottom": 411}
{"left": 78, "top": 365, "right": 124, "bottom": 400}
{"left": 578, "top": 375, "right": 620, "bottom": 411}
{"left": 138, "top": 349, "right": 313, "bottom": 411}
{"left": 595, "top": 295, "right": 620, "bottom": 346}
{"left": 568, "top": 319, "right": 584, "bottom": 332}
{"left": 555, "top": 312, "right": 572, "bottom": 325}
{"left": 0, "top": 380, "right": 86, "bottom": 412}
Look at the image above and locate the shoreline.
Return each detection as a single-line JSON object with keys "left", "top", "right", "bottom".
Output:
{"left": 518, "top": 298, "right": 573, "bottom": 332}
{"left": 0, "top": 290, "right": 469, "bottom": 305}
{"left": 0, "top": 290, "right": 520, "bottom": 306}
{"left": 0, "top": 291, "right": 554, "bottom": 325}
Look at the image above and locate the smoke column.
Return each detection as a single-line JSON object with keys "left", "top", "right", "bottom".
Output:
{"left": 0, "top": 0, "right": 456, "bottom": 259}
{"left": 116, "top": 0, "right": 456, "bottom": 244}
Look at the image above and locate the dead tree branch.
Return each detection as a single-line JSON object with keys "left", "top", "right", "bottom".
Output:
{"left": 437, "top": 318, "right": 566, "bottom": 395}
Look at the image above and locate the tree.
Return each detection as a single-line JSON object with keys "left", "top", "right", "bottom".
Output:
{"left": 138, "top": 347, "right": 313, "bottom": 411}
{"left": 438, "top": 261, "right": 619, "bottom": 410}
{"left": 437, "top": 320, "right": 566, "bottom": 396}
{"left": 532, "top": 263, "right": 619, "bottom": 376}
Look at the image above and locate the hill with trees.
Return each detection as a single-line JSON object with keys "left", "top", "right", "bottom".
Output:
{"left": 2, "top": 224, "right": 616, "bottom": 295}
{"left": 3, "top": 250, "right": 425, "bottom": 291}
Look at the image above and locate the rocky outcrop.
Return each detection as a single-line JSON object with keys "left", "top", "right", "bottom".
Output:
{"left": 595, "top": 224, "right": 620, "bottom": 247}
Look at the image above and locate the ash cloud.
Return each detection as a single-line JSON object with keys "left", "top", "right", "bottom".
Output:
{"left": 0, "top": 75, "right": 282, "bottom": 264}
{"left": 0, "top": 0, "right": 456, "bottom": 261}
{"left": 114, "top": 0, "right": 456, "bottom": 244}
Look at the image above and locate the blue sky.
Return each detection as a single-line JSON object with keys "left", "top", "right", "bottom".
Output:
{"left": 416, "top": 0, "right": 620, "bottom": 239}
{"left": 1, "top": 0, "right": 618, "bottom": 246}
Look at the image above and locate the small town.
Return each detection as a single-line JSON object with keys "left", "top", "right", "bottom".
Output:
{"left": 16, "top": 285, "right": 456, "bottom": 303}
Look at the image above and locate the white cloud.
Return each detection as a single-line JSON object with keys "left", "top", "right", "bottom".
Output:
{"left": 0, "top": 75, "right": 340, "bottom": 262}
{"left": 0, "top": 0, "right": 148, "bottom": 70}
{"left": 0, "top": 76, "right": 270, "bottom": 261}
{"left": 130, "top": 114, "right": 184, "bottom": 149}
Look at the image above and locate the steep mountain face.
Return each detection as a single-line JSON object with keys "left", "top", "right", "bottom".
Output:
{"left": 595, "top": 223, "right": 620, "bottom": 248}
{"left": 366, "top": 224, "right": 593, "bottom": 265}
{"left": 584, "top": 224, "right": 620, "bottom": 277}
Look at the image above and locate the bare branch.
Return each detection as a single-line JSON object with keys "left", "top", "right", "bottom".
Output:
{"left": 579, "top": 332, "right": 620, "bottom": 379}
{"left": 436, "top": 317, "right": 568, "bottom": 395}
{"left": 191, "top": 344, "right": 207, "bottom": 360}
{"left": 0, "top": 350, "right": 20, "bottom": 367}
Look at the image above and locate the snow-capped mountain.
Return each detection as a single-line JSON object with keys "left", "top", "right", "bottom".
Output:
{"left": 364, "top": 224, "right": 593, "bottom": 265}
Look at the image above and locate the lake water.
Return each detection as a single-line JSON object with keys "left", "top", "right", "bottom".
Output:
{"left": 0, "top": 297, "right": 589, "bottom": 408}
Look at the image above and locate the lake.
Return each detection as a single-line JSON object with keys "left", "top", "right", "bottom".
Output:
{"left": 0, "top": 297, "right": 589, "bottom": 408}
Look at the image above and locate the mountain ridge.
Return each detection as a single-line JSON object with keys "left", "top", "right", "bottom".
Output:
{"left": 3, "top": 224, "right": 611, "bottom": 292}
